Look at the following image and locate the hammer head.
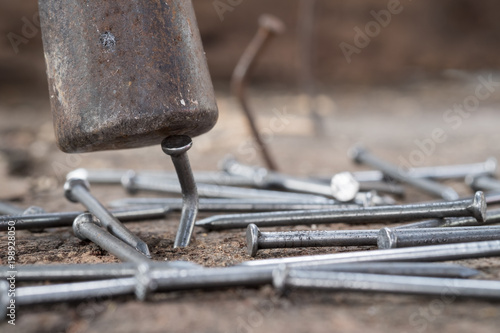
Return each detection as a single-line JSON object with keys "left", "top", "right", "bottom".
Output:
{"left": 39, "top": 0, "right": 218, "bottom": 153}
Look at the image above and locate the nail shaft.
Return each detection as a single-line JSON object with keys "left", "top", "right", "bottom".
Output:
{"left": 196, "top": 192, "right": 486, "bottom": 230}
{"left": 350, "top": 157, "right": 497, "bottom": 182}
{"left": 161, "top": 136, "right": 199, "bottom": 248}
{"left": 273, "top": 269, "right": 500, "bottom": 300}
{"left": 125, "top": 174, "right": 332, "bottom": 203}
{"left": 109, "top": 197, "right": 345, "bottom": 212}
{"left": 0, "top": 262, "right": 202, "bottom": 281}
{"left": 350, "top": 147, "right": 459, "bottom": 200}
{"left": 231, "top": 14, "right": 285, "bottom": 171}
{"left": 246, "top": 224, "right": 377, "bottom": 256}
{"left": 396, "top": 207, "right": 500, "bottom": 229}
{"left": 379, "top": 225, "right": 500, "bottom": 249}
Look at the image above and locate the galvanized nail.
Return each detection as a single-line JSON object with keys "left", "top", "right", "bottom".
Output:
{"left": 65, "top": 177, "right": 151, "bottom": 257}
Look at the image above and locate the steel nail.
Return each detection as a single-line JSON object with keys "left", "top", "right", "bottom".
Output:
{"left": 396, "top": 207, "right": 500, "bottom": 229}
{"left": 223, "top": 157, "right": 345, "bottom": 200}
{"left": 299, "top": 262, "right": 479, "bottom": 278}
{"left": 9, "top": 277, "right": 137, "bottom": 307}
{"left": 73, "top": 213, "right": 151, "bottom": 264}
{"left": 0, "top": 206, "right": 169, "bottom": 231}
{"left": 378, "top": 225, "right": 500, "bottom": 249}
{"left": 161, "top": 135, "right": 198, "bottom": 248}
{"left": 65, "top": 177, "right": 151, "bottom": 257}
{"left": 0, "top": 261, "right": 479, "bottom": 312}
{"left": 246, "top": 224, "right": 378, "bottom": 257}
{"left": 0, "top": 201, "right": 24, "bottom": 216}
{"left": 350, "top": 157, "right": 497, "bottom": 182}
{"left": 109, "top": 197, "right": 345, "bottom": 212}
{"left": 350, "top": 146, "right": 459, "bottom": 200}
{"left": 0, "top": 261, "right": 202, "bottom": 282}
{"left": 123, "top": 172, "right": 333, "bottom": 203}
{"left": 231, "top": 14, "right": 285, "bottom": 171}
{"left": 239, "top": 238, "right": 500, "bottom": 269}
{"left": 466, "top": 174, "right": 500, "bottom": 192}
{"left": 272, "top": 268, "right": 500, "bottom": 300}
{"left": 196, "top": 191, "right": 486, "bottom": 230}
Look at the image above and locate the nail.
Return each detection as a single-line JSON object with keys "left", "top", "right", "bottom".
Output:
{"left": 69, "top": 168, "right": 257, "bottom": 187}
{"left": 0, "top": 206, "right": 169, "bottom": 232}
{"left": 73, "top": 213, "right": 151, "bottom": 264}
{"left": 0, "top": 261, "right": 202, "bottom": 282}
{"left": 273, "top": 268, "right": 500, "bottom": 300}
{"left": 196, "top": 191, "right": 486, "bottom": 230}
{"left": 350, "top": 157, "right": 497, "bottom": 181}
{"left": 9, "top": 277, "right": 137, "bottom": 307}
{"left": 378, "top": 225, "right": 500, "bottom": 249}
{"left": 297, "top": 0, "right": 323, "bottom": 135}
{"left": 466, "top": 174, "right": 500, "bottom": 192}
{"left": 1, "top": 281, "right": 8, "bottom": 318}
{"left": 65, "top": 177, "right": 151, "bottom": 257}
{"left": 0, "top": 201, "right": 24, "bottom": 216}
{"left": 246, "top": 224, "right": 378, "bottom": 257}
{"left": 161, "top": 135, "right": 198, "bottom": 248}
{"left": 231, "top": 14, "right": 285, "bottom": 171}
{"left": 223, "top": 157, "right": 353, "bottom": 201}
{"left": 350, "top": 146, "right": 459, "bottom": 200}
{"left": 1, "top": 262, "right": 479, "bottom": 312}
{"left": 123, "top": 173, "right": 332, "bottom": 203}
{"left": 109, "top": 197, "right": 344, "bottom": 212}
{"left": 395, "top": 207, "right": 500, "bottom": 230}
{"left": 239, "top": 238, "right": 500, "bottom": 269}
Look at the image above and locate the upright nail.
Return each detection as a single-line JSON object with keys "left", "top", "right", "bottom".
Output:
{"left": 161, "top": 135, "right": 198, "bottom": 248}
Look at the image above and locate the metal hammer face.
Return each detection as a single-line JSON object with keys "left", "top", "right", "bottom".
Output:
{"left": 38, "top": 0, "right": 218, "bottom": 153}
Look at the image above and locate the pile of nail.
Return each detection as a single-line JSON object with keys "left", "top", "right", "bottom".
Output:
{"left": 3, "top": 143, "right": 500, "bottom": 318}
